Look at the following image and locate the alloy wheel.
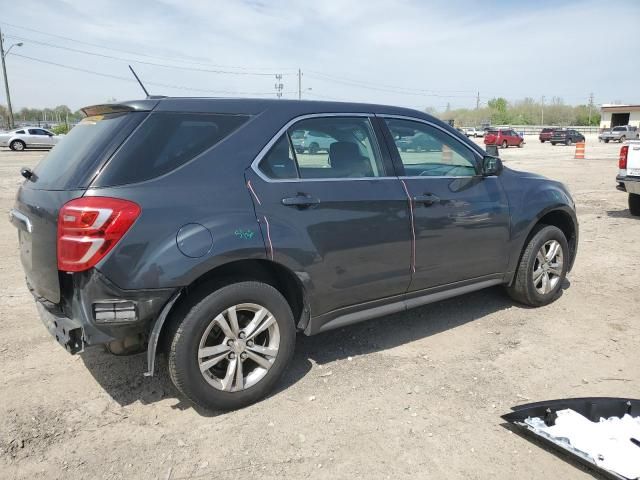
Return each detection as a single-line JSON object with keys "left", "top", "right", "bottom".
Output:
{"left": 198, "top": 303, "right": 280, "bottom": 392}
{"left": 532, "top": 240, "right": 564, "bottom": 295}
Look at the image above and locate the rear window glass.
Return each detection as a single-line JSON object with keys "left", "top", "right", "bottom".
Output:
{"left": 97, "top": 112, "right": 249, "bottom": 186}
{"left": 31, "top": 112, "right": 146, "bottom": 190}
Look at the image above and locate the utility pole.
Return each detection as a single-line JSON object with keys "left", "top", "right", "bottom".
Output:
{"left": 588, "top": 92, "right": 594, "bottom": 125}
{"left": 0, "top": 27, "right": 16, "bottom": 129}
{"left": 274, "top": 74, "right": 283, "bottom": 99}
{"left": 298, "top": 69, "right": 302, "bottom": 100}
{"left": 476, "top": 91, "right": 480, "bottom": 110}
{"left": 541, "top": 95, "right": 545, "bottom": 125}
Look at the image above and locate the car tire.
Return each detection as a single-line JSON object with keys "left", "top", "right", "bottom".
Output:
{"left": 566, "top": 139, "right": 572, "bottom": 146}
{"left": 629, "top": 193, "right": 640, "bottom": 216}
{"left": 540, "top": 140, "right": 545, "bottom": 143}
{"left": 551, "top": 142, "right": 556, "bottom": 146}
{"left": 517, "top": 141, "right": 523, "bottom": 148}
{"left": 604, "top": 139, "right": 609, "bottom": 143}
{"left": 10, "top": 140, "right": 25, "bottom": 151}
{"left": 308, "top": 143, "right": 319, "bottom": 155}
{"left": 502, "top": 140, "right": 508, "bottom": 149}
{"left": 620, "top": 136, "right": 626, "bottom": 143}
{"left": 167, "top": 281, "right": 296, "bottom": 411}
{"left": 506, "top": 225, "right": 569, "bottom": 307}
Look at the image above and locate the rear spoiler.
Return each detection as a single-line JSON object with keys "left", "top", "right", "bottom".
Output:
{"left": 81, "top": 98, "right": 165, "bottom": 117}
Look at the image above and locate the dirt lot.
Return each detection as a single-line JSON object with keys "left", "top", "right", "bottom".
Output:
{"left": 1, "top": 135, "right": 638, "bottom": 479}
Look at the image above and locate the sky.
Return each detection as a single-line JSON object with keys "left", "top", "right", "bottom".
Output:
{"left": 1, "top": 0, "right": 639, "bottom": 112}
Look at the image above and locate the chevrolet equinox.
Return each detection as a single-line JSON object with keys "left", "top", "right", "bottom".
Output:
{"left": 10, "top": 98, "right": 578, "bottom": 410}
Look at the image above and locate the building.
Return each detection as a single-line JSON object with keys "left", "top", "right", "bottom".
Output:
{"left": 600, "top": 104, "right": 640, "bottom": 129}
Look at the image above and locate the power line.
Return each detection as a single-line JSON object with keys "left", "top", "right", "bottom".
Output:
{"left": 0, "top": 21, "right": 297, "bottom": 73}
{"left": 306, "top": 72, "right": 477, "bottom": 98}
{"left": 5, "top": 34, "right": 291, "bottom": 76}
{"left": 11, "top": 53, "right": 295, "bottom": 96}
{"left": 306, "top": 70, "right": 476, "bottom": 96}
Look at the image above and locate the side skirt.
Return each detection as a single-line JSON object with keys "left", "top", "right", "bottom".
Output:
{"left": 305, "top": 275, "right": 504, "bottom": 335}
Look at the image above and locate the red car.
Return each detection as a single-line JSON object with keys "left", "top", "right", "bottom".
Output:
{"left": 539, "top": 127, "right": 555, "bottom": 143}
{"left": 484, "top": 129, "right": 524, "bottom": 148}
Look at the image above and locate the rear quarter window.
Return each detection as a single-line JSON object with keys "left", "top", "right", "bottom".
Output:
{"left": 96, "top": 112, "right": 249, "bottom": 186}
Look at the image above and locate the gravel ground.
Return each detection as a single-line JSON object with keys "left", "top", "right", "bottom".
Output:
{"left": 0, "top": 135, "right": 638, "bottom": 479}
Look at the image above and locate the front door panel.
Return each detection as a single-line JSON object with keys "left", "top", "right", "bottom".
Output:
{"left": 382, "top": 117, "right": 510, "bottom": 291}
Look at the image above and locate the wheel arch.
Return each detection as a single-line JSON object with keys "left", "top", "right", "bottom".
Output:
{"left": 146, "top": 258, "right": 308, "bottom": 375}
{"left": 508, "top": 206, "right": 578, "bottom": 286}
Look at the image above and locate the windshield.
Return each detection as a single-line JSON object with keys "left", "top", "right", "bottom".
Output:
{"left": 31, "top": 112, "right": 147, "bottom": 190}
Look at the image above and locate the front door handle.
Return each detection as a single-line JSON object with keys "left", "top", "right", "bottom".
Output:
{"left": 281, "top": 195, "right": 321, "bottom": 209}
{"left": 413, "top": 193, "right": 440, "bottom": 206}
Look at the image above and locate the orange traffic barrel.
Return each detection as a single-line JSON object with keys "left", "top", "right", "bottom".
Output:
{"left": 574, "top": 141, "right": 585, "bottom": 159}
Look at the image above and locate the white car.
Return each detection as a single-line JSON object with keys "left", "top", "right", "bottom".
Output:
{"left": 0, "top": 127, "right": 63, "bottom": 151}
{"left": 464, "top": 127, "right": 484, "bottom": 138}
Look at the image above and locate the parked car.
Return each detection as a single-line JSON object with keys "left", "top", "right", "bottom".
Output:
{"left": 395, "top": 131, "right": 440, "bottom": 152}
{"left": 10, "top": 98, "right": 578, "bottom": 411}
{"left": 290, "top": 129, "right": 333, "bottom": 154}
{"left": 539, "top": 128, "right": 556, "bottom": 143}
{"left": 616, "top": 141, "right": 640, "bottom": 216}
{"left": 0, "top": 127, "right": 63, "bottom": 151}
{"left": 550, "top": 129, "right": 585, "bottom": 146}
{"left": 484, "top": 129, "right": 524, "bottom": 148}
{"left": 599, "top": 125, "right": 639, "bottom": 143}
{"left": 464, "top": 127, "right": 484, "bottom": 138}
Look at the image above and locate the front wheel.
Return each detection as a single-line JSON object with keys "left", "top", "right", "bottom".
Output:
{"left": 168, "top": 281, "right": 296, "bottom": 411}
{"left": 630, "top": 193, "right": 640, "bottom": 216}
{"left": 502, "top": 140, "right": 508, "bottom": 149}
{"left": 620, "top": 136, "right": 626, "bottom": 143}
{"left": 506, "top": 225, "right": 569, "bottom": 307}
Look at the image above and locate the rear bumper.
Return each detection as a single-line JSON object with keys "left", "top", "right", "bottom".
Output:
{"left": 29, "top": 269, "right": 177, "bottom": 354}
{"left": 617, "top": 175, "right": 640, "bottom": 194}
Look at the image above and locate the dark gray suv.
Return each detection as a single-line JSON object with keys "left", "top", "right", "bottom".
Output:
{"left": 10, "top": 98, "right": 578, "bottom": 410}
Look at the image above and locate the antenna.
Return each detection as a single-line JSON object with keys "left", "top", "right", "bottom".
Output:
{"left": 128, "top": 65, "right": 150, "bottom": 97}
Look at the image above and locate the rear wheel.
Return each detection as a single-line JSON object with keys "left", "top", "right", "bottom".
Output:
{"left": 604, "top": 139, "right": 610, "bottom": 143}
{"left": 308, "top": 142, "right": 319, "bottom": 154}
{"left": 540, "top": 139, "right": 545, "bottom": 143}
{"left": 517, "top": 141, "right": 523, "bottom": 148}
{"left": 551, "top": 142, "right": 557, "bottom": 146}
{"left": 629, "top": 193, "right": 640, "bottom": 216}
{"left": 566, "top": 138, "right": 572, "bottom": 146}
{"left": 506, "top": 225, "right": 569, "bottom": 307}
{"left": 168, "top": 281, "right": 296, "bottom": 411}
{"left": 620, "top": 136, "right": 626, "bottom": 143}
{"left": 502, "top": 140, "right": 508, "bottom": 149}
{"left": 10, "top": 140, "right": 25, "bottom": 151}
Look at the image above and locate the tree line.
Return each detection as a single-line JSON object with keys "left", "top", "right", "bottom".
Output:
{"left": 431, "top": 97, "right": 601, "bottom": 127}
{"left": 0, "top": 104, "right": 84, "bottom": 129}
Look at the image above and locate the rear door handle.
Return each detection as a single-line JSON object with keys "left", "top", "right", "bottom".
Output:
{"left": 412, "top": 193, "right": 440, "bottom": 206}
{"left": 281, "top": 195, "right": 321, "bottom": 209}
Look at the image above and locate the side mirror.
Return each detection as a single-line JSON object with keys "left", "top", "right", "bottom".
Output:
{"left": 482, "top": 155, "right": 503, "bottom": 176}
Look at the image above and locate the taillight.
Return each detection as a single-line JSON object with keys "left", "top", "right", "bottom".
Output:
{"left": 619, "top": 145, "right": 629, "bottom": 169}
{"left": 57, "top": 197, "right": 141, "bottom": 272}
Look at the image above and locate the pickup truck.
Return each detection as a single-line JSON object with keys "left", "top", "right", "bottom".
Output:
{"left": 616, "top": 140, "right": 640, "bottom": 215}
{"left": 600, "top": 125, "right": 639, "bottom": 143}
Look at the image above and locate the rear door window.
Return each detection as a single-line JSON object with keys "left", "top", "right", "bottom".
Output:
{"left": 289, "top": 117, "right": 384, "bottom": 179}
{"left": 97, "top": 112, "right": 249, "bottom": 186}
